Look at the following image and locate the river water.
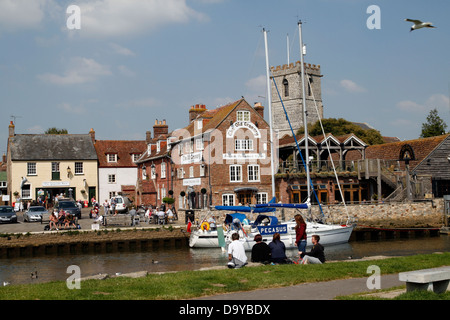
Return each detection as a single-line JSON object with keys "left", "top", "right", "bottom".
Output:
{"left": 1, "top": 235, "right": 449, "bottom": 286}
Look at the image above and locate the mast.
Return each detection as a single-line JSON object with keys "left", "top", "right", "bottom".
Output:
{"left": 298, "top": 20, "right": 311, "bottom": 205}
{"left": 263, "top": 28, "right": 276, "bottom": 200}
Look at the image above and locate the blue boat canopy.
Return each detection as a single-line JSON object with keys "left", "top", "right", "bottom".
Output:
{"left": 214, "top": 205, "right": 275, "bottom": 213}
{"left": 255, "top": 203, "right": 309, "bottom": 209}
{"left": 224, "top": 213, "right": 247, "bottom": 225}
{"left": 251, "top": 215, "right": 279, "bottom": 227}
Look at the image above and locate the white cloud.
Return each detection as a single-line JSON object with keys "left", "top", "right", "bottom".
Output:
{"left": 0, "top": 0, "right": 50, "bottom": 31}
{"left": 37, "top": 57, "right": 112, "bottom": 85}
{"left": 396, "top": 94, "right": 450, "bottom": 113}
{"left": 110, "top": 43, "right": 136, "bottom": 56}
{"left": 340, "top": 79, "right": 367, "bottom": 93}
{"left": 58, "top": 102, "right": 87, "bottom": 115}
{"left": 117, "top": 98, "right": 161, "bottom": 109}
{"left": 76, "top": 0, "right": 207, "bottom": 38}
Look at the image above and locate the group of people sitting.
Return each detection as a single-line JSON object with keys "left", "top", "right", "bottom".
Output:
{"left": 227, "top": 214, "right": 325, "bottom": 268}
{"left": 48, "top": 210, "right": 78, "bottom": 231}
{"left": 144, "top": 205, "right": 176, "bottom": 224}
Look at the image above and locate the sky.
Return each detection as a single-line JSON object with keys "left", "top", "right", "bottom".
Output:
{"left": 1, "top": 0, "right": 449, "bottom": 155}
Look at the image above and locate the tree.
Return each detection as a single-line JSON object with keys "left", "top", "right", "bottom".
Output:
{"left": 45, "top": 127, "right": 68, "bottom": 134}
{"left": 296, "top": 118, "right": 384, "bottom": 145}
{"left": 420, "top": 108, "right": 447, "bottom": 138}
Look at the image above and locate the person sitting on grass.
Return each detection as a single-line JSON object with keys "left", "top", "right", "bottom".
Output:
{"left": 251, "top": 234, "right": 271, "bottom": 264}
{"left": 227, "top": 233, "right": 247, "bottom": 269}
{"left": 302, "top": 234, "right": 325, "bottom": 264}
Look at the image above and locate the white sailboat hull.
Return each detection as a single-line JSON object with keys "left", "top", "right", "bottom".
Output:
{"left": 189, "top": 221, "right": 354, "bottom": 251}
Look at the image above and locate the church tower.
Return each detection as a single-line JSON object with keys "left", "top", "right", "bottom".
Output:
{"left": 270, "top": 61, "right": 323, "bottom": 138}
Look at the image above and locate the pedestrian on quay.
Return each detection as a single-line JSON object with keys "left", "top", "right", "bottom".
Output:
{"left": 251, "top": 234, "right": 271, "bottom": 264}
{"left": 227, "top": 233, "right": 247, "bottom": 268}
{"left": 103, "top": 199, "right": 109, "bottom": 215}
{"left": 294, "top": 214, "right": 307, "bottom": 258}
{"left": 302, "top": 235, "right": 325, "bottom": 264}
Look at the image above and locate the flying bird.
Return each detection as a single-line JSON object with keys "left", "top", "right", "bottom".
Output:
{"left": 405, "top": 19, "right": 436, "bottom": 32}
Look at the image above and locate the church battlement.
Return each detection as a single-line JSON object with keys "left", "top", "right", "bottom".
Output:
{"left": 271, "top": 61, "right": 321, "bottom": 73}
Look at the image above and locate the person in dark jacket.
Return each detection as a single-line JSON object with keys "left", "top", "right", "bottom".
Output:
{"left": 251, "top": 234, "right": 271, "bottom": 264}
{"left": 268, "top": 233, "right": 288, "bottom": 264}
{"left": 302, "top": 234, "right": 325, "bottom": 264}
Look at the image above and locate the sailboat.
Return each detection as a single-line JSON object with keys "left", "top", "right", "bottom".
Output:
{"left": 189, "top": 22, "right": 355, "bottom": 250}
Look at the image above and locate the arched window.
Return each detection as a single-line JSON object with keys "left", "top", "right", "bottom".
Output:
{"left": 283, "top": 78, "right": 289, "bottom": 97}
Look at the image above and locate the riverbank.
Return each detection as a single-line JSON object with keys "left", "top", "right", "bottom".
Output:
{"left": 0, "top": 226, "right": 190, "bottom": 258}
{"left": 0, "top": 252, "right": 448, "bottom": 300}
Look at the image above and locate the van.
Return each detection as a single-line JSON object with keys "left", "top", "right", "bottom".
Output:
{"left": 111, "top": 195, "right": 132, "bottom": 213}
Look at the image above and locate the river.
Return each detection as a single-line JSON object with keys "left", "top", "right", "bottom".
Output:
{"left": 1, "top": 235, "right": 449, "bottom": 286}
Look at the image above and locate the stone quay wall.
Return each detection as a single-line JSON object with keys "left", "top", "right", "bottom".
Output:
{"left": 188, "top": 199, "right": 445, "bottom": 230}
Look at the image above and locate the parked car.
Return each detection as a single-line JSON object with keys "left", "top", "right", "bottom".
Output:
{"left": 111, "top": 195, "right": 132, "bottom": 214}
{"left": 0, "top": 206, "right": 18, "bottom": 223}
{"left": 24, "top": 206, "right": 48, "bottom": 222}
{"left": 55, "top": 200, "right": 81, "bottom": 219}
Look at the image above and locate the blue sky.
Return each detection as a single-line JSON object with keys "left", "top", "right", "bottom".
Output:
{"left": 1, "top": 0, "right": 449, "bottom": 155}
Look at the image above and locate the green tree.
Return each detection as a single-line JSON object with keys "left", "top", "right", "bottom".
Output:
{"left": 296, "top": 118, "right": 384, "bottom": 145}
{"left": 420, "top": 108, "right": 447, "bottom": 138}
{"left": 45, "top": 127, "right": 68, "bottom": 134}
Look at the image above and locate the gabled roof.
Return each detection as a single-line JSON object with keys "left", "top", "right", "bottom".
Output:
{"left": 171, "top": 98, "right": 265, "bottom": 142}
{"left": 94, "top": 140, "right": 147, "bottom": 167}
{"left": 136, "top": 140, "right": 170, "bottom": 163}
{"left": 9, "top": 134, "right": 97, "bottom": 161}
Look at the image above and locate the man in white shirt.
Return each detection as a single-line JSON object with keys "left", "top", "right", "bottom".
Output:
{"left": 227, "top": 233, "right": 247, "bottom": 268}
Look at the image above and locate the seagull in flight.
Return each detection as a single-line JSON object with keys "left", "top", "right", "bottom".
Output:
{"left": 405, "top": 19, "right": 436, "bottom": 32}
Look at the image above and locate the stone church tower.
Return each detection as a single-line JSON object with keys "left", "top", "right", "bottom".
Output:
{"left": 270, "top": 61, "right": 323, "bottom": 138}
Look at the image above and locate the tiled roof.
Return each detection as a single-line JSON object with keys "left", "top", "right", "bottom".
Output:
{"left": 136, "top": 140, "right": 169, "bottom": 163}
{"left": 171, "top": 98, "right": 255, "bottom": 140}
{"left": 9, "top": 134, "right": 97, "bottom": 161}
{"left": 365, "top": 134, "right": 450, "bottom": 169}
{"left": 94, "top": 140, "right": 147, "bottom": 167}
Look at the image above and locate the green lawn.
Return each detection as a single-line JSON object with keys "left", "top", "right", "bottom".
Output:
{"left": 0, "top": 252, "right": 449, "bottom": 300}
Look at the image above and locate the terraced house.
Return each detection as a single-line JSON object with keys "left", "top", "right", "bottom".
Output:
{"left": 169, "top": 98, "right": 274, "bottom": 210}
{"left": 6, "top": 122, "right": 98, "bottom": 206}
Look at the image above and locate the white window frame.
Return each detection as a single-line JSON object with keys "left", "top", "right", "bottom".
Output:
{"left": 22, "top": 184, "right": 31, "bottom": 199}
{"left": 200, "top": 164, "right": 205, "bottom": 177}
{"left": 195, "top": 138, "right": 204, "bottom": 151}
{"left": 108, "top": 174, "right": 116, "bottom": 183}
{"left": 248, "top": 165, "right": 260, "bottom": 182}
{"left": 27, "top": 162, "right": 37, "bottom": 176}
{"left": 74, "top": 162, "right": 83, "bottom": 175}
{"left": 197, "top": 119, "right": 203, "bottom": 130}
{"left": 222, "top": 194, "right": 235, "bottom": 206}
{"left": 107, "top": 154, "right": 117, "bottom": 163}
{"left": 229, "top": 165, "right": 242, "bottom": 182}
{"left": 237, "top": 110, "right": 250, "bottom": 122}
{"left": 189, "top": 166, "right": 194, "bottom": 178}
{"left": 161, "top": 162, "right": 166, "bottom": 179}
{"left": 132, "top": 154, "right": 140, "bottom": 162}
{"left": 256, "top": 192, "right": 268, "bottom": 204}
{"left": 235, "top": 139, "right": 253, "bottom": 151}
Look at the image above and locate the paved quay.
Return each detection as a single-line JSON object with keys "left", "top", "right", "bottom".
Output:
{"left": 197, "top": 273, "right": 404, "bottom": 300}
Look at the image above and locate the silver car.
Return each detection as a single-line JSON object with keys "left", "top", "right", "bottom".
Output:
{"left": 0, "top": 206, "right": 17, "bottom": 223}
{"left": 24, "top": 206, "right": 48, "bottom": 222}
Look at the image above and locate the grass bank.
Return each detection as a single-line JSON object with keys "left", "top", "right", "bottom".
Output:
{"left": 0, "top": 253, "right": 449, "bottom": 300}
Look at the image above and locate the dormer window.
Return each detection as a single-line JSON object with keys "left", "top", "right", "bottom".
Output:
{"left": 157, "top": 141, "right": 161, "bottom": 153}
{"left": 107, "top": 154, "right": 117, "bottom": 163}
{"left": 197, "top": 119, "right": 203, "bottom": 130}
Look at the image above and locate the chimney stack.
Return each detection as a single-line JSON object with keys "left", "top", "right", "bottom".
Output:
{"left": 189, "top": 104, "right": 207, "bottom": 123}
{"left": 8, "top": 121, "right": 15, "bottom": 137}
{"left": 153, "top": 119, "right": 168, "bottom": 139}
{"left": 146, "top": 131, "right": 152, "bottom": 143}
{"left": 254, "top": 102, "right": 264, "bottom": 118}
{"left": 89, "top": 128, "right": 96, "bottom": 143}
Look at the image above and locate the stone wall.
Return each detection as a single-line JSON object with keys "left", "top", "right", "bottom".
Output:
{"left": 184, "top": 199, "right": 445, "bottom": 229}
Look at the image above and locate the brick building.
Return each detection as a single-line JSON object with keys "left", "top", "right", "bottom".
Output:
{"left": 170, "top": 98, "right": 274, "bottom": 210}
{"left": 135, "top": 120, "right": 173, "bottom": 208}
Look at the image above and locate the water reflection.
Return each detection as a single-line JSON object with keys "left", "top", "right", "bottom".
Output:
{"left": 1, "top": 236, "right": 449, "bottom": 286}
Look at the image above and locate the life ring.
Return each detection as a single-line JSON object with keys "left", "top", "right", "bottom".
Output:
{"left": 200, "top": 222, "right": 210, "bottom": 231}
